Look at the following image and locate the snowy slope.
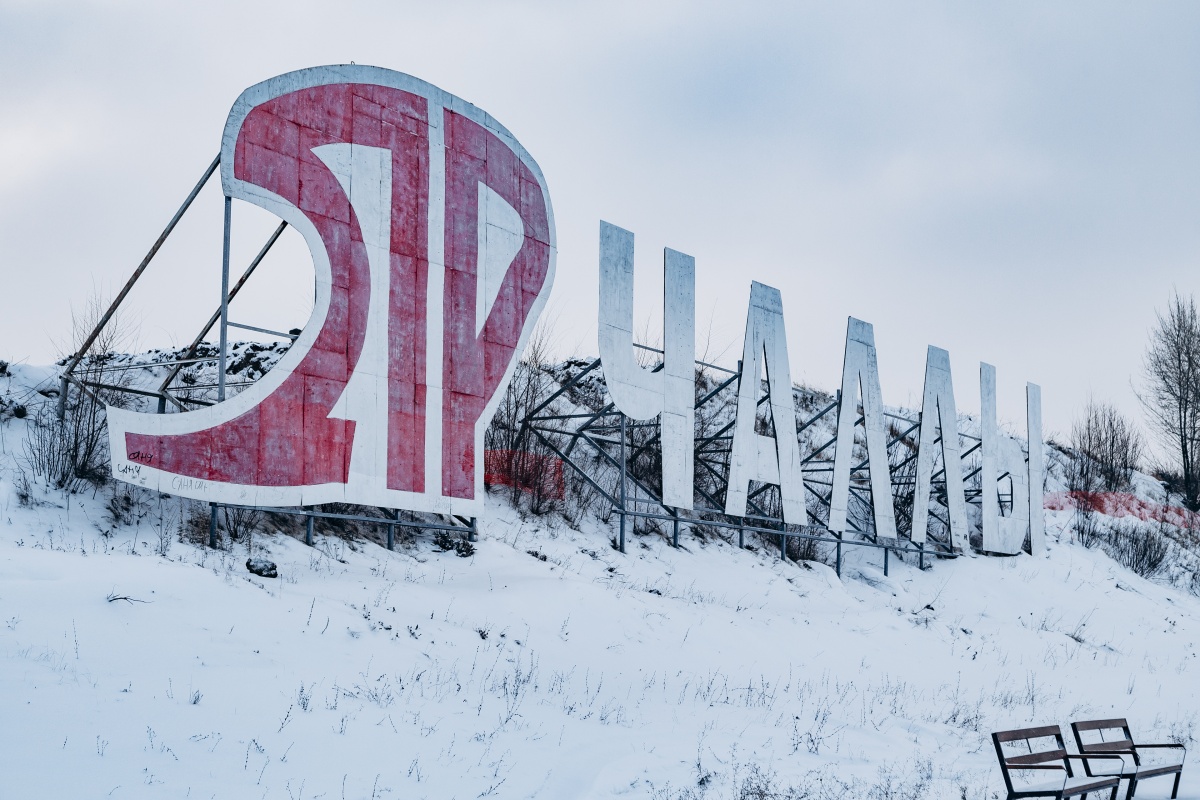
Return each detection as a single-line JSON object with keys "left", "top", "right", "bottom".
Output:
{"left": 1, "top": 361, "right": 1199, "bottom": 799}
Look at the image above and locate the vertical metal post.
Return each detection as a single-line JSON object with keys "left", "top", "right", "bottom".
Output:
{"left": 738, "top": 526, "right": 744, "bottom": 549}
{"left": 918, "top": 541, "right": 925, "bottom": 570}
{"left": 208, "top": 503, "right": 218, "bottom": 549}
{"left": 305, "top": 509, "right": 314, "bottom": 547}
{"left": 780, "top": 531, "right": 786, "bottom": 561}
{"left": 469, "top": 517, "right": 477, "bottom": 543}
{"left": 883, "top": 547, "right": 889, "bottom": 577}
{"left": 672, "top": 516, "right": 679, "bottom": 548}
{"left": 618, "top": 414, "right": 627, "bottom": 554}
{"left": 386, "top": 523, "right": 394, "bottom": 551}
{"left": 217, "top": 195, "right": 232, "bottom": 402}
{"left": 836, "top": 536, "right": 842, "bottom": 578}
{"left": 56, "top": 376, "right": 69, "bottom": 420}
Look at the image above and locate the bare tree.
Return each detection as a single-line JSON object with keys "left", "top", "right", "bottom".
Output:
{"left": 1141, "top": 293, "right": 1200, "bottom": 509}
{"left": 1070, "top": 399, "right": 1143, "bottom": 493}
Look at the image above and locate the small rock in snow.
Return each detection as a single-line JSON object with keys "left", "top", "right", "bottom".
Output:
{"left": 246, "top": 558, "right": 278, "bottom": 578}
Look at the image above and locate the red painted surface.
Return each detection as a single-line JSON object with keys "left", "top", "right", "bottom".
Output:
{"left": 1044, "top": 491, "right": 1200, "bottom": 528}
{"left": 119, "top": 75, "right": 553, "bottom": 508}
{"left": 442, "top": 110, "right": 552, "bottom": 499}
{"left": 127, "top": 84, "right": 430, "bottom": 488}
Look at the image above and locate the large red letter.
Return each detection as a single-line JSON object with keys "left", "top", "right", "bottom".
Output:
{"left": 107, "top": 66, "right": 555, "bottom": 516}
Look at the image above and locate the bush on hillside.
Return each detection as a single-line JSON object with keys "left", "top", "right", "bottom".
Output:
{"left": 1103, "top": 521, "right": 1170, "bottom": 578}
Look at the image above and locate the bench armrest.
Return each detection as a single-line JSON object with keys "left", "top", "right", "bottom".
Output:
{"left": 1136, "top": 744, "right": 1186, "bottom": 750}
{"left": 1008, "top": 765, "right": 1065, "bottom": 771}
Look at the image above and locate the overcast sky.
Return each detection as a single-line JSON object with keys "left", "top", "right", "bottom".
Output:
{"left": 3, "top": 0, "right": 1199, "bottom": 450}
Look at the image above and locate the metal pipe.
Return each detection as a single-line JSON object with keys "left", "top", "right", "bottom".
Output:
{"left": 217, "top": 196, "right": 232, "bottom": 402}
{"left": 209, "top": 503, "right": 218, "bottom": 549}
{"left": 619, "top": 413, "right": 627, "bottom": 554}
{"left": 305, "top": 509, "right": 314, "bottom": 546}
{"left": 96, "top": 356, "right": 217, "bottom": 374}
{"left": 630, "top": 341, "right": 737, "bottom": 375}
{"left": 226, "top": 321, "right": 299, "bottom": 340}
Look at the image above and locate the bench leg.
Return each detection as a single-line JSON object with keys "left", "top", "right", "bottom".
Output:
{"left": 1125, "top": 777, "right": 1137, "bottom": 800}
{"left": 1171, "top": 771, "right": 1181, "bottom": 799}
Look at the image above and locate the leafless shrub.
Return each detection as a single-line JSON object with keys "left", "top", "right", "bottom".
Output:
{"left": 105, "top": 483, "right": 152, "bottom": 529}
{"left": 13, "top": 466, "right": 34, "bottom": 507}
{"left": 1073, "top": 502, "right": 1105, "bottom": 549}
{"left": 1066, "top": 401, "right": 1142, "bottom": 548}
{"left": 787, "top": 532, "right": 828, "bottom": 564}
{"left": 222, "top": 505, "right": 263, "bottom": 548}
{"left": 485, "top": 322, "right": 564, "bottom": 516}
{"left": 179, "top": 501, "right": 215, "bottom": 547}
{"left": 27, "top": 293, "right": 137, "bottom": 494}
{"left": 1070, "top": 399, "right": 1143, "bottom": 493}
{"left": 1103, "top": 520, "right": 1170, "bottom": 578}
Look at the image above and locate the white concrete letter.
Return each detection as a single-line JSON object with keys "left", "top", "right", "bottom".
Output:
{"left": 980, "top": 363, "right": 1032, "bottom": 555}
{"left": 829, "top": 318, "right": 897, "bottom": 538}
{"left": 724, "top": 282, "right": 805, "bottom": 523}
{"left": 597, "top": 221, "right": 696, "bottom": 509}
{"left": 910, "top": 346, "right": 969, "bottom": 551}
{"left": 1027, "top": 383, "right": 1045, "bottom": 553}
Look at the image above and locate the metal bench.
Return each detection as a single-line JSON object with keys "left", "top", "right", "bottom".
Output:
{"left": 1071, "top": 718, "right": 1186, "bottom": 800}
{"left": 993, "top": 725, "right": 1125, "bottom": 799}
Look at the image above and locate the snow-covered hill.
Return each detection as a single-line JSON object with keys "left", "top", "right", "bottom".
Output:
{"left": 1, "top": 358, "right": 1198, "bottom": 799}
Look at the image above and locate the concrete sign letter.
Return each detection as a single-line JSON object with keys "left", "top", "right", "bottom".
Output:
{"left": 107, "top": 66, "right": 555, "bottom": 517}
{"left": 980, "top": 364, "right": 1037, "bottom": 555}
{"left": 724, "top": 282, "right": 805, "bottom": 523}
{"left": 829, "top": 318, "right": 897, "bottom": 538}
{"left": 1027, "top": 383, "right": 1045, "bottom": 553}
{"left": 597, "top": 222, "right": 696, "bottom": 509}
{"left": 910, "top": 346, "right": 969, "bottom": 551}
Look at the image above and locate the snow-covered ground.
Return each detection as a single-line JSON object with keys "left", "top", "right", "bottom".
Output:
{"left": 1, "top": 360, "right": 1198, "bottom": 799}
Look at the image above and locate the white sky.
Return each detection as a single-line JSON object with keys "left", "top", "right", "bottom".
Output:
{"left": 2, "top": 0, "right": 1199, "bottom": 450}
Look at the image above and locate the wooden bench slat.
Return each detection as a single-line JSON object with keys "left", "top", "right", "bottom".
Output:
{"left": 996, "top": 725, "right": 1061, "bottom": 742}
{"left": 1079, "top": 740, "right": 1134, "bottom": 753}
{"left": 1007, "top": 750, "right": 1067, "bottom": 766}
{"left": 1073, "top": 718, "right": 1128, "bottom": 732}
{"left": 1136, "top": 763, "right": 1184, "bottom": 779}
{"left": 1063, "top": 776, "right": 1122, "bottom": 797}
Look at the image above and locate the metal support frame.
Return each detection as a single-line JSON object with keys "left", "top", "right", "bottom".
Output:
{"left": 521, "top": 351, "right": 987, "bottom": 578}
